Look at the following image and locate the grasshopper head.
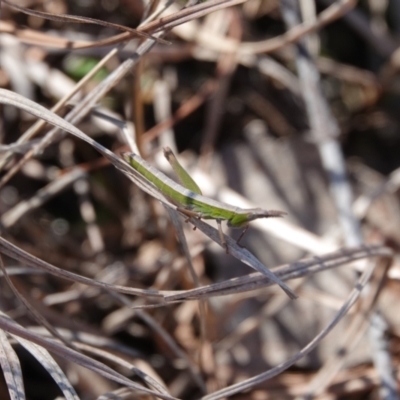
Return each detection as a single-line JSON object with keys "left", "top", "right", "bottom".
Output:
{"left": 227, "top": 208, "right": 287, "bottom": 228}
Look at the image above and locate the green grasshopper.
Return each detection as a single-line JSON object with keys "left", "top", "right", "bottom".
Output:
{"left": 123, "top": 148, "right": 286, "bottom": 251}
{"left": 0, "top": 87, "right": 294, "bottom": 298}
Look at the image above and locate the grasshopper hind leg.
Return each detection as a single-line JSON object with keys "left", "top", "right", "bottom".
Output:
{"left": 216, "top": 219, "right": 229, "bottom": 253}
{"left": 177, "top": 206, "right": 202, "bottom": 230}
{"left": 235, "top": 224, "right": 249, "bottom": 247}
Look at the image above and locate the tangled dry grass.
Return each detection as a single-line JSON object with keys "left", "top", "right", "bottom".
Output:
{"left": 0, "top": 0, "right": 399, "bottom": 399}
